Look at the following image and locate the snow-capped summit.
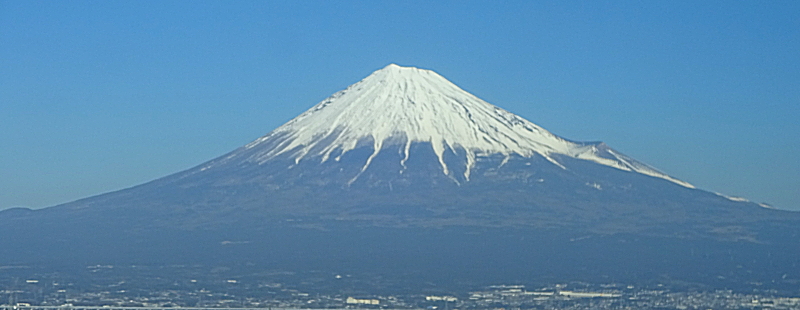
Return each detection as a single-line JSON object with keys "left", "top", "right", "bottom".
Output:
{"left": 4, "top": 64, "right": 794, "bottom": 288}
{"left": 235, "top": 64, "right": 692, "bottom": 187}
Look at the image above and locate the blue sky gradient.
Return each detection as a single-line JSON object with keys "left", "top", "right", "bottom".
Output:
{"left": 1, "top": 1, "right": 798, "bottom": 210}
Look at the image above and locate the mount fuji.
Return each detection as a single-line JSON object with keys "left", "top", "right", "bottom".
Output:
{"left": 237, "top": 63, "right": 689, "bottom": 187}
{"left": 2, "top": 64, "right": 798, "bottom": 288}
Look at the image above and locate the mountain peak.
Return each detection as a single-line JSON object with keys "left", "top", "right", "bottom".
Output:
{"left": 382, "top": 63, "right": 406, "bottom": 70}
{"left": 377, "top": 63, "right": 436, "bottom": 76}
{"left": 381, "top": 63, "right": 418, "bottom": 70}
{"left": 233, "top": 65, "right": 692, "bottom": 187}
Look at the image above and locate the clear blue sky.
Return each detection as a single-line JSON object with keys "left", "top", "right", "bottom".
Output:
{"left": 1, "top": 1, "right": 798, "bottom": 210}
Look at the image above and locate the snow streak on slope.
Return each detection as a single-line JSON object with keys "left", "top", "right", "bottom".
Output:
{"left": 243, "top": 64, "right": 693, "bottom": 188}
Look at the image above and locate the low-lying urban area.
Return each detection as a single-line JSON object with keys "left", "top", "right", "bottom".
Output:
{"left": 2, "top": 265, "right": 799, "bottom": 310}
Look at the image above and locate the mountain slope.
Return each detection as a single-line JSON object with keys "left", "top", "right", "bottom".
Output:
{"left": 206, "top": 64, "right": 691, "bottom": 187}
{"left": 1, "top": 64, "right": 798, "bottom": 289}
{"left": 7, "top": 64, "right": 788, "bottom": 233}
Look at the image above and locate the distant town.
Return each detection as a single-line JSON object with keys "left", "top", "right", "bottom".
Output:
{"left": 2, "top": 265, "right": 799, "bottom": 310}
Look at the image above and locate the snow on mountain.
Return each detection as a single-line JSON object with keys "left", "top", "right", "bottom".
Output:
{"left": 238, "top": 64, "right": 693, "bottom": 188}
{"left": 715, "top": 192, "right": 751, "bottom": 202}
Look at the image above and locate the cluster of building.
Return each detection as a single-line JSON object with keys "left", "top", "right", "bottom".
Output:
{"left": 459, "top": 284, "right": 800, "bottom": 309}
{"left": 345, "top": 297, "right": 379, "bottom": 305}
{"left": 4, "top": 282, "right": 800, "bottom": 309}
{"left": 2, "top": 268, "right": 800, "bottom": 310}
